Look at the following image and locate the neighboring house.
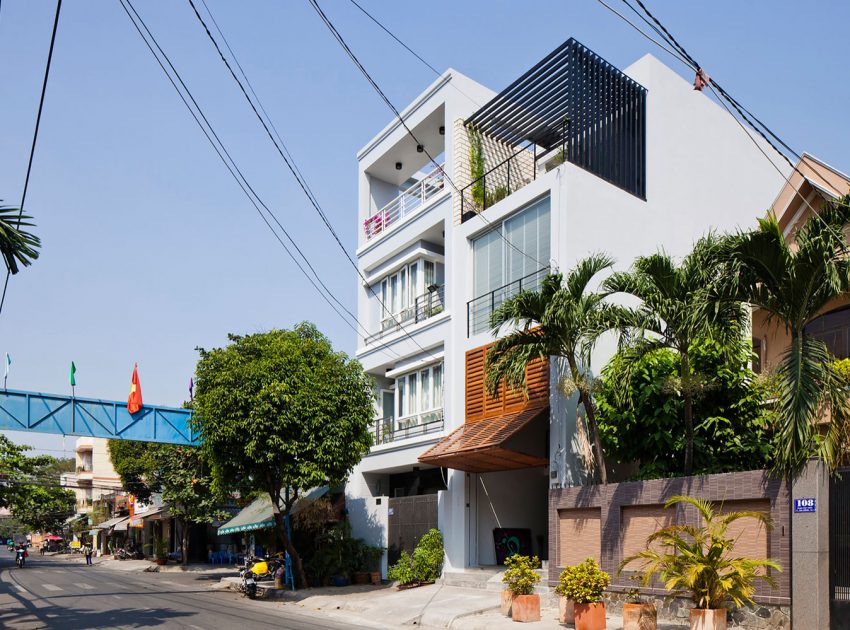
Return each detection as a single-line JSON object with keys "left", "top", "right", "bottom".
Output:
{"left": 347, "top": 38, "right": 788, "bottom": 578}
{"left": 750, "top": 153, "right": 850, "bottom": 371}
{"left": 60, "top": 437, "right": 123, "bottom": 516}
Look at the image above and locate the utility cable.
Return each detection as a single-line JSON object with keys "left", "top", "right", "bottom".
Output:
{"left": 186, "top": 0, "right": 443, "bottom": 359}
{"left": 307, "top": 0, "right": 548, "bottom": 273}
{"left": 0, "top": 0, "right": 62, "bottom": 317}
{"left": 118, "top": 0, "right": 382, "bottom": 347}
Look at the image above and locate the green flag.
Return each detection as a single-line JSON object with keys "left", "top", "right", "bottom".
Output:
{"left": 69, "top": 361, "right": 76, "bottom": 387}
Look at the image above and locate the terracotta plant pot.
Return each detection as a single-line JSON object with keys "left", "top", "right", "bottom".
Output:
{"left": 689, "top": 609, "right": 727, "bottom": 630}
{"left": 155, "top": 558, "right": 167, "bottom": 566}
{"left": 369, "top": 571, "right": 381, "bottom": 585}
{"left": 511, "top": 594, "right": 541, "bottom": 623}
{"left": 574, "top": 602, "right": 606, "bottom": 630}
{"left": 623, "top": 602, "right": 656, "bottom": 630}
{"left": 559, "top": 596, "right": 575, "bottom": 624}
{"left": 501, "top": 590, "right": 515, "bottom": 616}
{"left": 353, "top": 571, "right": 370, "bottom": 585}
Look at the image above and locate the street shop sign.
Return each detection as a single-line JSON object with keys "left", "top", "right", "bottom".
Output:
{"left": 794, "top": 498, "right": 816, "bottom": 513}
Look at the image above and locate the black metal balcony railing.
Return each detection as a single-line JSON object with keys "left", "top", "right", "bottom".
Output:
{"left": 364, "top": 285, "right": 446, "bottom": 345}
{"left": 467, "top": 267, "right": 549, "bottom": 336}
{"left": 461, "top": 38, "right": 646, "bottom": 224}
{"left": 373, "top": 410, "right": 445, "bottom": 446}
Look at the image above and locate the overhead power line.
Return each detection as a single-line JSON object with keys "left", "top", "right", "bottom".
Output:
{"left": 117, "top": 0, "right": 389, "bottom": 349}
{"left": 0, "top": 0, "right": 63, "bottom": 317}
{"left": 306, "top": 0, "right": 548, "bottom": 274}
{"left": 185, "top": 0, "right": 444, "bottom": 359}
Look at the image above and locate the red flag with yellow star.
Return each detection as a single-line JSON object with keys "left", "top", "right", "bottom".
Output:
{"left": 128, "top": 364, "right": 143, "bottom": 414}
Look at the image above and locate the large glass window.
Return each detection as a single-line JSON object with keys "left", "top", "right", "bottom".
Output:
{"left": 470, "top": 197, "right": 551, "bottom": 334}
{"left": 379, "top": 258, "right": 444, "bottom": 331}
{"left": 395, "top": 362, "right": 444, "bottom": 424}
{"left": 805, "top": 307, "right": 850, "bottom": 359}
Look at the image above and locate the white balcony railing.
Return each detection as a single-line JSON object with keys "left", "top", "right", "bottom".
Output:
{"left": 363, "top": 164, "right": 446, "bottom": 241}
{"left": 373, "top": 409, "right": 444, "bottom": 445}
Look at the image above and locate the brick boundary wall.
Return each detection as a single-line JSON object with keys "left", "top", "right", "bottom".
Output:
{"left": 548, "top": 469, "right": 791, "bottom": 609}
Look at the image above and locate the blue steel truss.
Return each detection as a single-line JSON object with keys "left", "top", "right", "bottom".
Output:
{"left": 0, "top": 389, "right": 197, "bottom": 445}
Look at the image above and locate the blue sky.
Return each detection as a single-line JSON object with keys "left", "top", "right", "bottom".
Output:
{"left": 1, "top": 0, "right": 848, "bottom": 456}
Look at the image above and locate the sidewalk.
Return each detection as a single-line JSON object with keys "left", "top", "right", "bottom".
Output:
{"left": 217, "top": 578, "right": 690, "bottom": 629}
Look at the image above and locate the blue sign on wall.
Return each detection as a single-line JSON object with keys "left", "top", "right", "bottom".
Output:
{"left": 794, "top": 498, "right": 816, "bottom": 513}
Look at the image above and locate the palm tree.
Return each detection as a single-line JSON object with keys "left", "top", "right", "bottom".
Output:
{"left": 0, "top": 205, "right": 41, "bottom": 275}
{"left": 724, "top": 197, "right": 850, "bottom": 475}
{"left": 620, "top": 495, "right": 780, "bottom": 610}
{"left": 603, "top": 238, "right": 745, "bottom": 476}
{"left": 485, "top": 254, "right": 615, "bottom": 484}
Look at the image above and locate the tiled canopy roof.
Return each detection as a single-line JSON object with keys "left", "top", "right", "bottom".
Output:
{"left": 418, "top": 405, "right": 549, "bottom": 473}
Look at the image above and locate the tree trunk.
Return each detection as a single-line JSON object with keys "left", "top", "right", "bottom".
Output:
{"left": 567, "top": 355, "right": 608, "bottom": 484}
{"left": 269, "top": 491, "right": 307, "bottom": 589}
{"left": 181, "top": 516, "right": 188, "bottom": 566}
{"left": 682, "top": 353, "right": 694, "bottom": 476}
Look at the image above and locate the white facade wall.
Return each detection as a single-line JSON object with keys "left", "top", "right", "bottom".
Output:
{"left": 349, "top": 52, "right": 789, "bottom": 576}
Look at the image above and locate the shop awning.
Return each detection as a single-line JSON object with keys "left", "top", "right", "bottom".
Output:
{"left": 217, "top": 486, "right": 329, "bottom": 536}
{"left": 418, "top": 406, "right": 550, "bottom": 473}
{"left": 46, "top": 535, "right": 64, "bottom": 541}
{"left": 95, "top": 516, "right": 129, "bottom": 530}
{"left": 113, "top": 518, "right": 129, "bottom": 532}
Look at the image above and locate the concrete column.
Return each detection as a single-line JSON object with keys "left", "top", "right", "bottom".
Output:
{"left": 791, "top": 459, "right": 830, "bottom": 630}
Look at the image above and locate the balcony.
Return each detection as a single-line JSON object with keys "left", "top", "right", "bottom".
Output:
{"left": 365, "top": 285, "right": 445, "bottom": 345}
{"left": 460, "top": 38, "right": 646, "bottom": 224}
{"left": 468, "top": 267, "right": 549, "bottom": 336}
{"left": 363, "top": 163, "right": 446, "bottom": 242}
{"left": 373, "top": 409, "right": 445, "bottom": 446}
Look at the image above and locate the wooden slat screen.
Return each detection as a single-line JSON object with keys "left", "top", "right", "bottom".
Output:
{"left": 465, "top": 341, "right": 549, "bottom": 424}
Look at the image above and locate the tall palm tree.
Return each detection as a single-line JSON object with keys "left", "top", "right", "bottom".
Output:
{"left": 0, "top": 205, "right": 41, "bottom": 275}
{"left": 724, "top": 197, "right": 850, "bottom": 475}
{"left": 604, "top": 238, "right": 745, "bottom": 476}
{"left": 485, "top": 254, "right": 615, "bottom": 484}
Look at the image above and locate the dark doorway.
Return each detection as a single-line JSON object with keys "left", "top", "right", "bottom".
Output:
{"left": 830, "top": 468, "right": 850, "bottom": 629}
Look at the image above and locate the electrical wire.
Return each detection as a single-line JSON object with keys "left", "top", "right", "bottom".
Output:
{"left": 185, "top": 0, "right": 446, "bottom": 359}
{"left": 118, "top": 0, "right": 390, "bottom": 350}
{"left": 0, "top": 0, "right": 62, "bottom": 316}
{"left": 307, "top": 0, "right": 548, "bottom": 274}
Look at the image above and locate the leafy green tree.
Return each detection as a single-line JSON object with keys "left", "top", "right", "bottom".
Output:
{"left": 1, "top": 435, "right": 75, "bottom": 532}
{"left": 192, "top": 323, "right": 373, "bottom": 588}
{"left": 0, "top": 205, "right": 41, "bottom": 274}
{"left": 597, "top": 337, "right": 776, "bottom": 477}
{"left": 0, "top": 515, "right": 28, "bottom": 540}
{"left": 604, "top": 239, "right": 746, "bottom": 476}
{"left": 723, "top": 198, "right": 850, "bottom": 474}
{"left": 486, "top": 256, "right": 615, "bottom": 483}
{"left": 108, "top": 439, "right": 225, "bottom": 564}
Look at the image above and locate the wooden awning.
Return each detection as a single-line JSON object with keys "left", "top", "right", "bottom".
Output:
{"left": 418, "top": 405, "right": 549, "bottom": 473}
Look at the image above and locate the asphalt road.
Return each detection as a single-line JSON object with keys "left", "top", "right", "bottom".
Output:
{"left": 0, "top": 552, "right": 373, "bottom": 630}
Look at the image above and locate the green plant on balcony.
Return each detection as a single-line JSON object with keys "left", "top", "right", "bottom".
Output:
{"left": 468, "top": 126, "right": 485, "bottom": 208}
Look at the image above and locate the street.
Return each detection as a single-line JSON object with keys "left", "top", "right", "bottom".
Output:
{"left": 0, "top": 552, "right": 372, "bottom": 630}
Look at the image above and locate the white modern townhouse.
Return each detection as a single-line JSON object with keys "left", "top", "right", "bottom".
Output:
{"left": 346, "top": 38, "right": 788, "bottom": 580}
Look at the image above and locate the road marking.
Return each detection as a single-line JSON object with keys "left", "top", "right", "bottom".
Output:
{"left": 78, "top": 582, "right": 94, "bottom": 590}
{"left": 159, "top": 580, "right": 178, "bottom": 585}
{"left": 42, "top": 584, "right": 62, "bottom": 591}
{"left": 14, "top": 584, "right": 30, "bottom": 595}
{"left": 188, "top": 625, "right": 205, "bottom": 630}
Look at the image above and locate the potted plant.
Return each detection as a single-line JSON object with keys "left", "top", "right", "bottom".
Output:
{"left": 362, "top": 545, "right": 384, "bottom": 585}
{"left": 554, "top": 565, "right": 575, "bottom": 625}
{"left": 154, "top": 538, "right": 168, "bottom": 566}
{"left": 621, "top": 495, "right": 781, "bottom": 630}
{"left": 621, "top": 578, "right": 656, "bottom": 630}
{"left": 387, "top": 550, "right": 417, "bottom": 589}
{"left": 557, "top": 558, "right": 609, "bottom": 630}
{"left": 501, "top": 554, "right": 541, "bottom": 623}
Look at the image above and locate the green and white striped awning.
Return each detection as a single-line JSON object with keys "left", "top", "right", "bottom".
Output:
{"left": 217, "top": 487, "right": 329, "bottom": 536}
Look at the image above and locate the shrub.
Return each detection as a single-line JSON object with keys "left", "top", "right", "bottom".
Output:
{"left": 502, "top": 554, "right": 541, "bottom": 596}
{"left": 412, "top": 528, "right": 444, "bottom": 582}
{"left": 555, "top": 558, "right": 609, "bottom": 604}
{"left": 387, "top": 550, "right": 416, "bottom": 585}
{"left": 620, "top": 495, "right": 780, "bottom": 609}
